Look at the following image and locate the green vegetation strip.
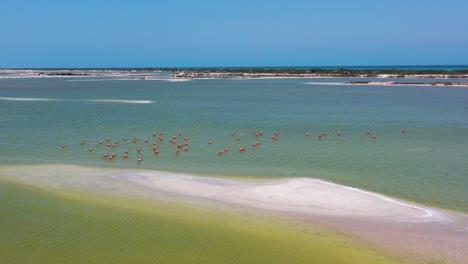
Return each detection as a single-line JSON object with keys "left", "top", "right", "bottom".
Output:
{"left": 164, "top": 68, "right": 468, "bottom": 76}
{"left": 0, "top": 177, "right": 406, "bottom": 264}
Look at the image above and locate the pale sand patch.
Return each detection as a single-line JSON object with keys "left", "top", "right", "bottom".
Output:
{"left": 0, "top": 97, "right": 58, "bottom": 101}
{"left": 66, "top": 77, "right": 192, "bottom": 82}
{"left": 85, "top": 99, "right": 154, "bottom": 104}
{"left": 0, "top": 97, "right": 154, "bottom": 104}
{"left": 117, "top": 172, "right": 450, "bottom": 223}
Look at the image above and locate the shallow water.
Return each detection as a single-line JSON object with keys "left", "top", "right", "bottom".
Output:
{"left": 0, "top": 77, "right": 467, "bottom": 212}
{"left": 0, "top": 178, "right": 405, "bottom": 264}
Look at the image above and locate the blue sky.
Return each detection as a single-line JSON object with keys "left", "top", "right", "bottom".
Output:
{"left": 1, "top": 0, "right": 467, "bottom": 67}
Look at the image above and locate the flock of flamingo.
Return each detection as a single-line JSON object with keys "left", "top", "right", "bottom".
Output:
{"left": 61, "top": 129, "right": 406, "bottom": 164}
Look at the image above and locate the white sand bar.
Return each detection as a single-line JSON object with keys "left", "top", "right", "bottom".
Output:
{"left": 117, "top": 172, "right": 450, "bottom": 223}
{"left": 3, "top": 164, "right": 465, "bottom": 262}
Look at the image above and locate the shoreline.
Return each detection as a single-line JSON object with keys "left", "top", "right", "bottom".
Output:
{"left": 1, "top": 163, "right": 467, "bottom": 262}
{"left": 2, "top": 68, "right": 468, "bottom": 81}
{"left": 174, "top": 73, "right": 468, "bottom": 80}
{"left": 2, "top": 72, "right": 467, "bottom": 88}
{"left": 2, "top": 69, "right": 468, "bottom": 89}
{"left": 306, "top": 81, "right": 468, "bottom": 87}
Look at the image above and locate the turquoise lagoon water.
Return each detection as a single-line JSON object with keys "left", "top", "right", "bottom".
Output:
{"left": 0, "top": 77, "right": 467, "bottom": 212}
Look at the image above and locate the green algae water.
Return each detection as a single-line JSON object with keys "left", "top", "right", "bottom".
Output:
{"left": 0, "top": 77, "right": 467, "bottom": 212}
{"left": 0, "top": 178, "right": 404, "bottom": 264}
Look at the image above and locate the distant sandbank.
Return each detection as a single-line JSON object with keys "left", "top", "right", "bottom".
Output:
{"left": 2, "top": 69, "right": 468, "bottom": 82}
{"left": 2, "top": 68, "right": 468, "bottom": 89}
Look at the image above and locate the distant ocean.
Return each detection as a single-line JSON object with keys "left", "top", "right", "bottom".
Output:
{"left": 3, "top": 65, "right": 468, "bottom": 71}
{"left": 0, "top": 73, "right": 467, "bottom": 213}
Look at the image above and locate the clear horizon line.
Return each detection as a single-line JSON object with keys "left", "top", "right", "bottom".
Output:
{"left": 2, "top": 64, "right": 468, "bottom": 70}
